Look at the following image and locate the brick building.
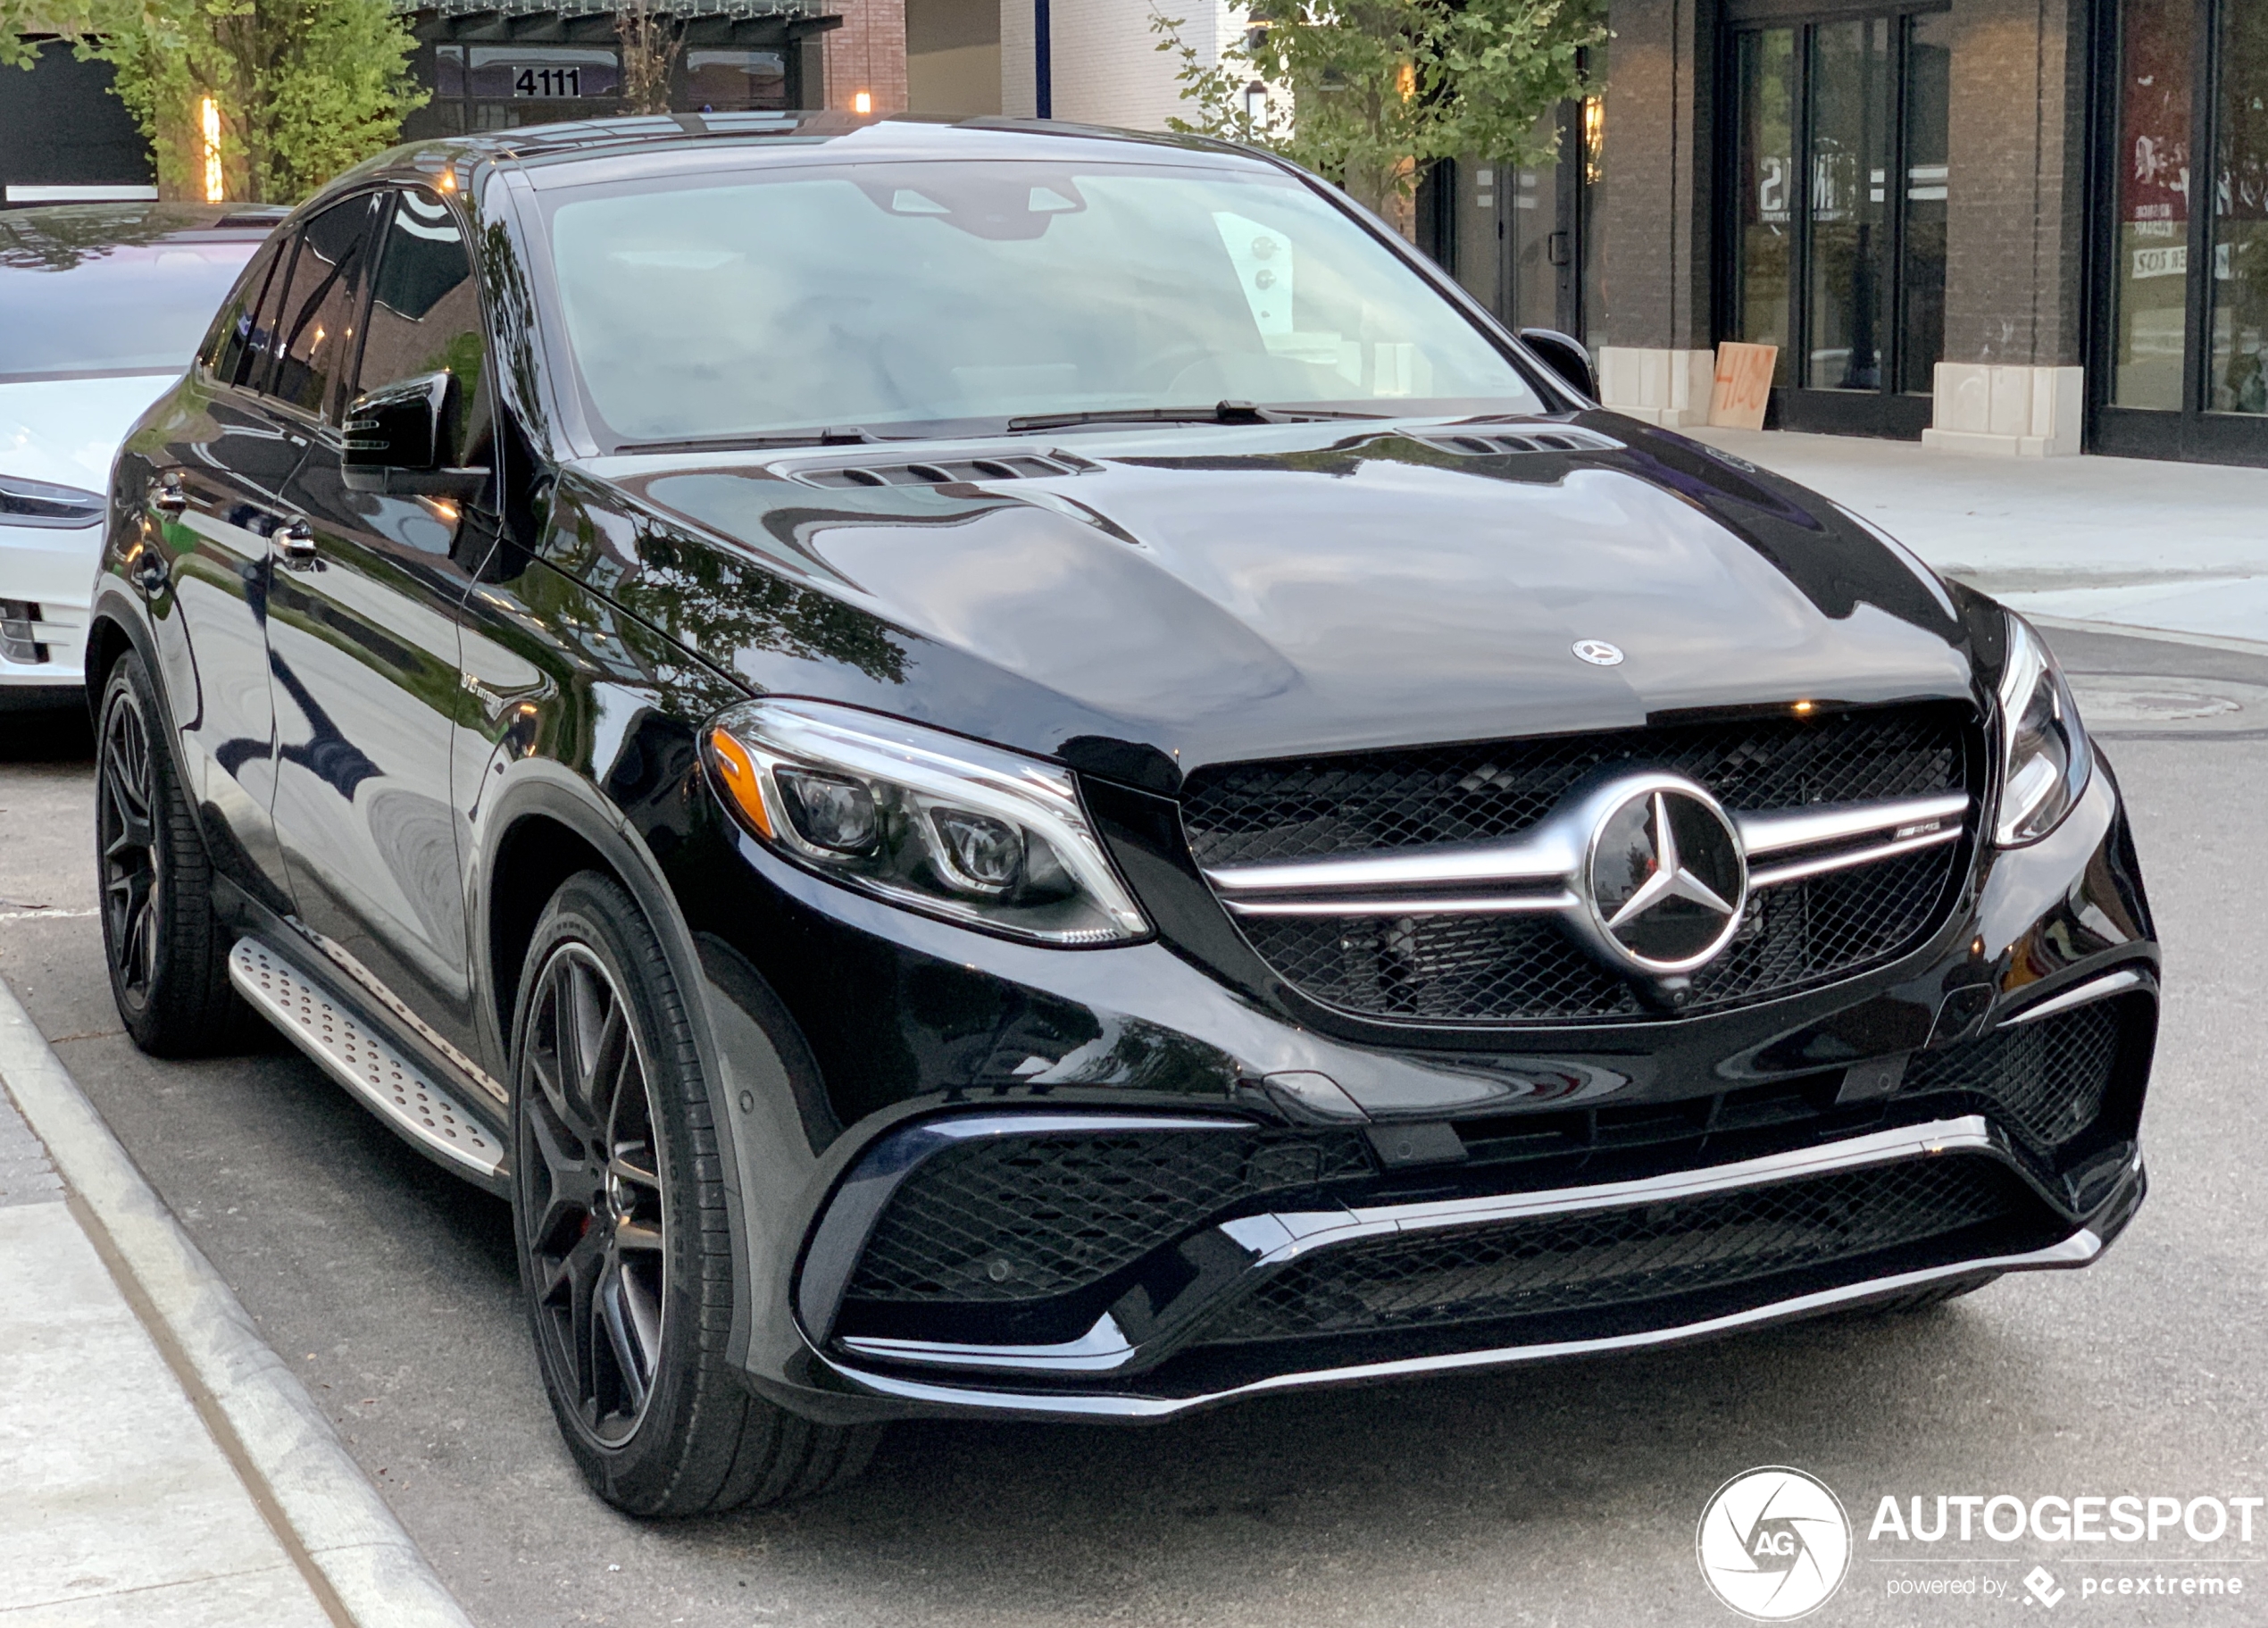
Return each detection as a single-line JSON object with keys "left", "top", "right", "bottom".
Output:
{"left": 21, "top": 0, "right": 2258, "bottom": 469}
{"left": 1558, "top": 0, "right": 2268, "bottom": 465}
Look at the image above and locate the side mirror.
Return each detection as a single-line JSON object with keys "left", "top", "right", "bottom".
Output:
{"left": 1518, "top": 328, "right": 1597, "bottom": 403}
{"left": 345, "top": 371, "right": 450, "bottom": 472}
{"left": 342, "top": 371, "right": 488, "bottom": 498}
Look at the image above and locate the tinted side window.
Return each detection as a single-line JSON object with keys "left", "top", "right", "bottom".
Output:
{"left": 205, "top": 237, "right": 284, "bottom": 386}
{"left": 355, "top": 189, "right": 493, "bottom": 468}
{"left": 240, "top": 232, "right": 299, "bottom": 392}
{"left": 269, "top": 195, "right": 379, "bottom": 421}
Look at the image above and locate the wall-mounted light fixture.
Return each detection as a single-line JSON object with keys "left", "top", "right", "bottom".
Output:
{"left": 200, "top": 96, "right": 223, "bottom": 202}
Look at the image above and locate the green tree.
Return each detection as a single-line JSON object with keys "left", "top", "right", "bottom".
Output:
{"left": 1153, "top": 0, "right": 1602, "bottom": 234}
{"left": 1, "top": 0, "right": 426, "bottom": 204}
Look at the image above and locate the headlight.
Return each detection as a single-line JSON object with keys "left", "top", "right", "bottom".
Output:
{"left": 0, "top": 473, "right": 105, "bottom": 529}
{"left": 1994, "top": 612, "right": 2092, "bottom": 847}
{"left": 705, "top": 699, "right": 1151, "bottom": 947}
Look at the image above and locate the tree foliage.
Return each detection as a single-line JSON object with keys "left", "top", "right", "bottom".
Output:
{"left": 1153, "top": 0, "right": 1603, "bottom": 230}
{"left": 614, "top": 0, "right": 686, "bottom": 115}
{"left": 0, "top": 0, "right": 426, "bottom": 203}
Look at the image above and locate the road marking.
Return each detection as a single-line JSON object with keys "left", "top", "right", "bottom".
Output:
{"left": 0, "top": 908, "right": 98, "bottom": 923}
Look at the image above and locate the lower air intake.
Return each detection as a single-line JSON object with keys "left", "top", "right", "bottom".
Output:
{"left": 846, "top": 1127, "right": 1375, "bottom": 1304}
{"left": 1196, "top": 1155, "right": 2032, "bottom": 1344}
{"left": 1906, "top": 999, "right": 2127, "bottom": 1150}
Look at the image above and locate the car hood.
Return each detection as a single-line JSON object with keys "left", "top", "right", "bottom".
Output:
{"left": 0, "top": 372, "right": 179, "bottom": 494}
{"left": 571, "top": 416, "right": 1981, "bottom": 782}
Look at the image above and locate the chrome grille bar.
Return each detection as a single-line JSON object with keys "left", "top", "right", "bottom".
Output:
{"left": 1202, "top": 791, "right": 1971, "bottom": 918}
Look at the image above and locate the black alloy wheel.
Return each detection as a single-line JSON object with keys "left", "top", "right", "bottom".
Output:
{"left": 519, "top": 940, "right": 668, "bottom": 1446}
{"left": 97, "top": 679, "right": 161, "bottom": 1009}
{"left": 510, "top": 872, "right": 881, "bottom": 1514}
{"left": 94, "top": 651, "right": 254, "bottom": 1056}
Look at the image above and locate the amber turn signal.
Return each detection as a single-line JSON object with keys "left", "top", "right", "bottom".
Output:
{"left": 707, "top": 727, "right": 772, "bottom": 839}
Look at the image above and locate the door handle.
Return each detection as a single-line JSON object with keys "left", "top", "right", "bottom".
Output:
{"left": 150, "top": 475, "right": 187, "bottom": 514}
{"left": 278, "top": 518, "right": 317, "bottom": 563}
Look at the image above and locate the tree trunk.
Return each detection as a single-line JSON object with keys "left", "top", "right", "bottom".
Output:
{"left": 1342, "top": 157, "right": 1419, "bottom": 241}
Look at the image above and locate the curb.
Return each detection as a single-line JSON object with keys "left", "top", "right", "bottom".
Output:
{"left": 0, "top": 973, "right": 476, "bottom": 1628}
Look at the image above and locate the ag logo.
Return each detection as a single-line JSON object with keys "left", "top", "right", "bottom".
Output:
{"left": 1696, "top": 1466, "right": 1851, "bottom": 1620}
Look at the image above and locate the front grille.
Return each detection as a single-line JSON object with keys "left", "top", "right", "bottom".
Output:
{"left": 1237, "top": 845, "right": 1957, "bottom": 1023}
{"left": 1181, "top": 705, "right": 1972, "bottom": 867}
{"left": 1907, "top": 1000, "right": 2125, "bottom": 1150}
{"left": 1197, "top": 1156, "right": 2031, "bottom": 1345}
{"left": 846, "top": 1128, "right": 1375, "bottom": 1304}
{"left": 1186, "top": 704, "right": 1976, "bottom": 1024}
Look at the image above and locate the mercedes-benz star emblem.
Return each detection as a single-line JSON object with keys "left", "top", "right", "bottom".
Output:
{"left": 1572, "top": 639, "right": 1625, "bottom": 666}
{"left": 1583, "top": 779, "right": 1747, "bottom": 974}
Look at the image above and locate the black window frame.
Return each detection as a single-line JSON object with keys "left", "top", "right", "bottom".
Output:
{"left": 262, "top": 191, "right": 383, "bottom": 427}
{"left": 2089, "top": 0, "right": 2268, "bottom": 465}
{"left": 347, "top": 182, "right": 498, "bottom": 481}
{"left": 1714, "top": 0, "right": 1951, "bottom": 438}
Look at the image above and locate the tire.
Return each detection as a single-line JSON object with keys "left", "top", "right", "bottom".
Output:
{"left": 508, "top": 871, "right": 880, "bottom": 1516}
{"left": 1861, "top": 1272, "right": 2003, "bottom": 1316}
{"left": 96, "top": 650, "right": 258, "bottom": 1057}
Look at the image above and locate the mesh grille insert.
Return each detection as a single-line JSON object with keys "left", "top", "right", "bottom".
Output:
{"left": 1235, "top": 846, "right": 1958, "bottom": 1023}
{"left": 1907, "top": 998, "right": 2127, "bottom": 1149}
{"left": 1187, "top": 704, "right": 1976, "bottom": 1024}
{"left": 1199, "top": 1156, "right": 2031, "bottom": 1344}
{"left": 1181, "top": 705, "right": 1972, "bottom": 869}
{"left": 846, "top": 1129, "right": 1374, "bottom": 1304}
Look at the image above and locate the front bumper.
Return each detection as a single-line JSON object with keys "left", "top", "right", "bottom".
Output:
{"left": 682, "top": 751, "right": 2155, "bottom": 1425}
{"left": 813, "top": 1122, "right": 2139, "bottom": 1422}
{"left": 0, "top": 520, "right": 97, "bottom": 701}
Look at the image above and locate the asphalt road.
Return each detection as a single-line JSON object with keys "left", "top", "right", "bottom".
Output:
{"left": 2, "top": 622, "right": 2263, "bottom": 1627}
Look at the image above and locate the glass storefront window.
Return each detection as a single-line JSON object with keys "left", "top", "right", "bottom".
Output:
{"left": 1806, "top": 18, "right": 1893, "bottom": 391}
{"left": 2213, "top": 4, "right": 2268, "bottom": 414}
{"left": 1728, "top": 10, "right": 1947, "bottom": 414}
{"left": 1733, "top": 28, "right": 1797, "bottom": 385}
{"left": 686, "top": 50, "right": 788, "bottom": 111}
{"left": 1900, "top": 13, "right": 1950, "bottom": 397}
{"left": 2111, "top": 0, "right": 2194, "bottom": 410}
{"left": 1509, "top": 163, "right": 1558, "bottom": 331}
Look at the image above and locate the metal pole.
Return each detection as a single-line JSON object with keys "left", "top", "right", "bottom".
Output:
{"left": 1035, "top": 0, "right": 1053, "bottom": 118}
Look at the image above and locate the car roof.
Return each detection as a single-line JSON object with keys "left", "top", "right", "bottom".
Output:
{"left": 347, "top": 113, "right": 1273, "bottom": 195}
{"left": 0, "top": 202, "right": 287, "bottom": 267}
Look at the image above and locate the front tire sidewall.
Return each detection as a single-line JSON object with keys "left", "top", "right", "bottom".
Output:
{"left": 508, "top": 875, "right": 713, "bottom": 1510}
{"left": 96, "top": 662, "right": 163, "bottom": 1032}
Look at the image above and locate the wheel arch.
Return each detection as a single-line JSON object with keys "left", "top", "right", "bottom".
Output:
{"left": 478, "top": 771, "right": 825, "bottom": 1387}
{"left": 83, "top": 588, "right": 164, "bottom": 722}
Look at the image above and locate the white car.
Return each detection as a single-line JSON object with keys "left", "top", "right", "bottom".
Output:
{"left": 1, "top": 203, "right": 280, "bottom": 708}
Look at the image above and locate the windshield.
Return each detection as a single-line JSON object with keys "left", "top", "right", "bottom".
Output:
{"left": 545, "top": 159, "right": 1549, "bottom": 445}
{"left": 0, "top": 238, "right": 264, "bottom": 381}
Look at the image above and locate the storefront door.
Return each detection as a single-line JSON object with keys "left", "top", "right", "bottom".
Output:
{"left": 1419, "top": 50, "right": 1607, "bottom": 352}
{"left": 2096, "top": 0, "right": 2268, "bottom": 464}
{"left": 1721, "top": 5, "right": 1950, "bottom": 438}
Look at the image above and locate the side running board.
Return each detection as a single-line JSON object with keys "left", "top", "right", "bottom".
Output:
{"left": 227, "top": 938, "right": 507, "bottom": 1188}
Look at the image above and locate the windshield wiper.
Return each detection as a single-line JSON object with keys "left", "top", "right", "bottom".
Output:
{"left": 613, "top": 426, "right": 891, "bottom": 455}
{"left": 1004, "top": 401, "right": 1386, "bottom": 433}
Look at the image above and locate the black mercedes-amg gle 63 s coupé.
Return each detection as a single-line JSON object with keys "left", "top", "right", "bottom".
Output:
{"left": 88, "top": 114, "right": 2156, "bottom": 1515}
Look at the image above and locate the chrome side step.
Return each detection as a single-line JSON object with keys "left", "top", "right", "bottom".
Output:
{"left": 228, "top": 938, "right": 506, "bottom": 1185}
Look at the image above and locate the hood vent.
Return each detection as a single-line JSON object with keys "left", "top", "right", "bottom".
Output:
{"left": 1413, "top": 426, "right": 1624, "bottom": 457}
{"left": 790, "top": 450, "right": 1097, "bottom": 489}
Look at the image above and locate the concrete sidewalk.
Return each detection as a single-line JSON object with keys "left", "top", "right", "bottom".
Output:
{"left": 0, "top": 1087, "right": 335, "bottom": 1625}
{"left": 1686, "top": 428, "right": 2268, "bottom": 651}
{"left": 0, "top": 979, "right": 474, "bottom": 1628}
